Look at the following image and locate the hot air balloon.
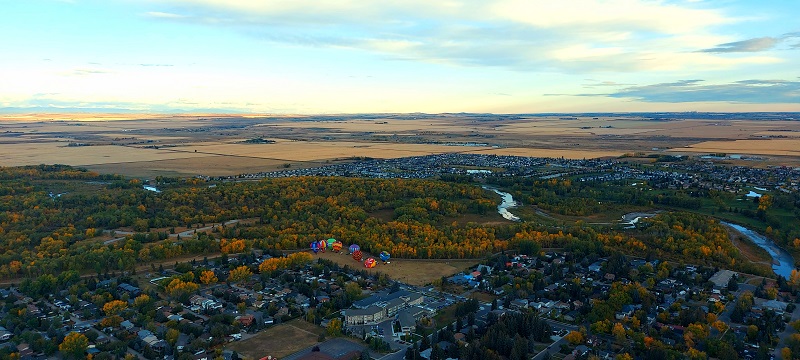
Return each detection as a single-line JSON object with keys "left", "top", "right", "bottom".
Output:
{"left": 310, "top": 242, "right": 319, "bottom": 254}
{"left": 364, "top": 258, "right": 377, "bottom": 268}
{"left": 379, "top": 251, "right": 391, "bottom": 264}
{"left": 332, "top": 241, "right": 343, "bottom": 252}
{"left": 352, "top": 250, "right": 363, "bottom": 262}
{"left": 326, "top": 238, "right": 336, "bottom": 249}
{"left": 349, "top": 244, "right": 360, "bottom": 254}
{"left": 318, "top": 240, "right": 326, "bottom": 253}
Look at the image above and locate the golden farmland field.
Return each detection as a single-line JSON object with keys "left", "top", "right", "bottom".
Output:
{"left": 3, "top": 113, "right": 800, "bottom": 177}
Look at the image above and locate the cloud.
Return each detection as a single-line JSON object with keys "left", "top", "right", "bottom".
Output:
{"left": 596, "top": 79, "right": 800, "bottom": 103}
{"left": 145, "top": 11, "right": 188, "bottom": 19}
{"left": 143, "top": 0, "right": 774, "bottom": 73}
{"left": 700, "top": 37, "right": 779, "bottom": 53}
{"left": 700, "top": 32, "right": 800, "bottom": 53}
{"left": 60, "top": 68, "right": 112, "bottom": 77}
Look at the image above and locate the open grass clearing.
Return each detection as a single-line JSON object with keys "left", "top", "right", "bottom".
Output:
{"left": 226, "top": 320, "right": 320, "bottom": 360}
{"left": 312, "top": 251, "right": 478, "bottom": 286}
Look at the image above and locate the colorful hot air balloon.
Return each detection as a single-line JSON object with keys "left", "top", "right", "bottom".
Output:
{"left": 310, "top": 242, "right": 319, "bottom": 254}
{"left": 379, "top": 251, "right": 391, "bottom": 263}
{"left": 318, "top": 240, "right": 326, "bottom": 253}
{"left": 364, "top": 258, "right": 377, "bottom": 268}
{"left": 349, "top": 244, "right": 360, "bottom": 254}
{"left": 332, "top": 241, "right": 343, "bottom": 252}
{"left": 352, "top": 250, "right": 363, "bottom": 262}
{"left": 326, "top": 238, "right": 336, "bottom": 249}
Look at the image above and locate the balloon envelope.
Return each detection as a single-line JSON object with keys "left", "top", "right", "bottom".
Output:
{"left": 332, "top": 241, "right": 343, "bottom": 252}
{"left": 310, "top": 242, "right": 319, "bottom": 253}
{"left": 379, "top": 251, "right": 390, "bottom": 262}
{"left": 352, "top": 250, "right": 363, "bottom": 262}
{"left": 326, "top": 238, "right": 336, "bottom": 247}
{"left": 364, "top": 258, "right": 377, "bottom": 268}
{"left": 349, "top": 244, "right": 360, "bottom": 253}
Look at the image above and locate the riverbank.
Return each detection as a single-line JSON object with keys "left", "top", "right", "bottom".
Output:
{"left": 723, "top": 222, "right": 796, "bottom": 279}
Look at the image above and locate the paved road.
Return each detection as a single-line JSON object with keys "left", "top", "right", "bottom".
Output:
{"left": 773, "top": 303, "right": 800, "bottom": 359}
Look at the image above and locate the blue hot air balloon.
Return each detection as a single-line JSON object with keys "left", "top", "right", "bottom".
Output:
{"left": 310, "top": 242, "right": 319, "bottom": 254}
{"left": 349, "top": 244, "right": 360, "bottom": 254}
{"left": 379, "top": 251, "right": 391, "bottom": 263}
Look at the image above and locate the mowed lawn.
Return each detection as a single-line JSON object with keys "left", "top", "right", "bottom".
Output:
{"left": 226, "top": 320, "right": 322, "bottom": 360}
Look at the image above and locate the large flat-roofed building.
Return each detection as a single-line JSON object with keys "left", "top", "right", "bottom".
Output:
{"left": 709, "top": 269, "right": 736, "bottom": 289}
{"left": 344, "top": 305, "right": 386, "bottom": 325}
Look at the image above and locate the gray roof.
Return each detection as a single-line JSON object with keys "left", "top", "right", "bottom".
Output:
{"left": 345, "top": 305, "right": 384, "bottom": 317}
{"left": 398, "top": 311, "right": 416, "bottom": 329}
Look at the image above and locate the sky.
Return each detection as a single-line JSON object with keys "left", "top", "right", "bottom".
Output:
{"left": 1, "top": 0, "right": 799, "bottom": 114}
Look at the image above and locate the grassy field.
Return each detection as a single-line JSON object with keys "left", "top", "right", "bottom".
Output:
{"left": 226, "top": 320, "right": 322, "bottom": 360}
{"left": 312, "top": 251, "right": 479, "bottom": 286}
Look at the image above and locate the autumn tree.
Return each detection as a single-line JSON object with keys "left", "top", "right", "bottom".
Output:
{"left": 564, "top": 331, "right": 584, "bottom": 345}
{"left": 327, "top": 318, "right": 343, "bottom": 336}
{"left": 612, "top": 322, "right": 626, "bottom": 344}
{"left": 228, "top": 266, "right": 252, "bottom": 283}
{"left": 59, "top": 332, "right": 89, "bottom": 359}
{"left": 102, "top": 300, "right": 127, "bottom": 316}
{"left": 99, "top": 315, "right": 123, "bottom": 329}
{"left": 165, "top": 278, "right": 199, "bottom": 299}
{"left": 200, "top": 270, "right": 218, "bottom": 285}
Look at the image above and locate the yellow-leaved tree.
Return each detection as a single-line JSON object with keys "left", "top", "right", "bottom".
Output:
{"left": 228, "top": 266, "right": 252, "bottom": 283}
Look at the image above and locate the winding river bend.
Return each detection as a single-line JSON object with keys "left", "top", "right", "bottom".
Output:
{"left": 483, "top": 187, "right": 520, "bottom": 222}
{"left": 723, "top": 222, "right": 795, "bottom": 278}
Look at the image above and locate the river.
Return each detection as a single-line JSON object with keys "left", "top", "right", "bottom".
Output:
{"left": 723, "top": 222, "right": 795, "bottom": 278}
{"left": 483, "top": 187, "right": 520, "bottom": 222}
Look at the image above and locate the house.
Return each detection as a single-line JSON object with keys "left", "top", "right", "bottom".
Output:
{"left": 17, "top": 343, "right": 33, "bottom": 358}
{"left": 236, "top": 314, "right": 255, "bottom": 327}
{"left": 118, "top": 283, "right": 142, "bottom": 297}
{"left": 398, "top": 311, "right": 416, "bottom": 336}
{"left": 0, "top": 326, "right": 12, "bottom": 341}
{"left": 476, "top": 264, "right": 493, "bottom": 275}
{"left": 510, "top": 299, "right": 529, "bottom": 310}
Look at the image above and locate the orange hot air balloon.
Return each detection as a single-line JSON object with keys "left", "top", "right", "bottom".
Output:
{"left": 332, "top": 241, "right": 343, "bottom": 252}
{"left": 364, "top": 258, "right": 377, "bottom": 268}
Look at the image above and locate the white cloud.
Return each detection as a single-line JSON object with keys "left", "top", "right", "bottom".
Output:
{"left": 491, "top": 0, "right": 729, "bottom": 34}
{"left": 145, "top": 11, "right": 188, "bottom": 19}
{"left": 141, "top": 0, "right": 776, "bottom": 74}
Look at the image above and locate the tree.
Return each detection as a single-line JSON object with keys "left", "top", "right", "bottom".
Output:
{"left": 133, "top": 294, "right": 152, "bottom": 310}
{"left": 199, "top": 270, "right": 218, "bottom": 285}
{"left": 102, "top": 300, "right": 127, "bottom": 316}
{"left": 165, "top": 278, "right": 199, "bottom": 299}
{"left": 727, "top": 275, "right": 739, "bottom": 291}
{"left": 612, "top": 322, "right": 626, "bottom": 344}
{"left": 782, "top": 347, "right": 792, "bottom": 360}
{"left": 166, "top": 328, "right": 180, "bottom": 346}
{"left": 59, "top": 332, "right": 88, "bottom": 359}
{"left": 564, "top": 330, "right": 584, "bottom": 345}
{"left": 327, "top": 318, "right": 343, "bottom": 337}
{"left": 228, "top": 266, "right": 253, "bottom": 283}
